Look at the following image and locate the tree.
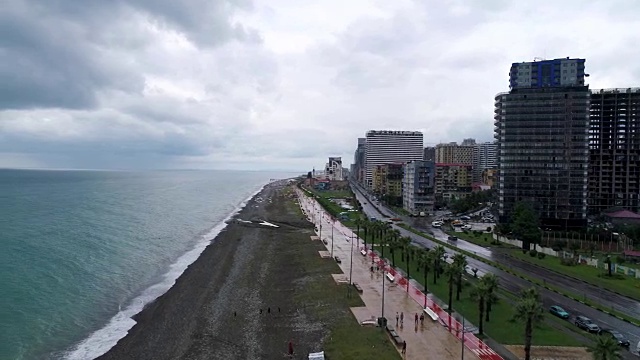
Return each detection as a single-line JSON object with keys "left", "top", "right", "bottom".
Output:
{"left": 388, "top": 232, "right": 400, "bottom": 267}
{"left": 444, "top": 262, "right": 460, "bottom": 313}
{"left": 417, "top": 249, "right": 434, "bottom": 293}
{"left": 510, "top": 287, "right": 545, "bottom": 360}
{"left": 587, "top": 334, "right": 621, "bottom": 360}
{"left": 432, "top": 246, "right": 446, "bottom": 284}
{"left": 482, "top": 274, "right": 500, "bottom": 322}
{"left": 354, "top": 217, "right": 363, "bottom": 249}
{"left": 452, "top": 253, "right": 468, "bottom": 301}
{"left": 470, "top": 277, "right": 491, "bottom": 335}
{"left": 511, "top": 202, "right": 542, "bottom": 250}
{"left": 399, "top": 236, "right": 411, "bottom": 262}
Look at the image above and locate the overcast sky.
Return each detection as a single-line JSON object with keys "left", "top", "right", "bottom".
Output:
{"left": 1, "top": 0, "right": 639, "bottom": 171}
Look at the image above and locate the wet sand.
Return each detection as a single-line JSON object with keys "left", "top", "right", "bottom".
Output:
{"left": 97, "top": 181, "right": 321, "bottom": 359}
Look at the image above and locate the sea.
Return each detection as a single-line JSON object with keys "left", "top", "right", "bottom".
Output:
{"left": 0, "top": 169, "right": 295, "bottom": 360}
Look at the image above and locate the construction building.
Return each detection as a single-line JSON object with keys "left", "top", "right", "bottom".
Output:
{"left": 495, "top": 57, "right": 590, "bottom": 229}
{"left": 588, "top": 88, "right": 640, "bottom": 214}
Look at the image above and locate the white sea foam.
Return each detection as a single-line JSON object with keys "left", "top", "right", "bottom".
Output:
{"left": 64, "top": 183, "right": 267, "bottom": 360}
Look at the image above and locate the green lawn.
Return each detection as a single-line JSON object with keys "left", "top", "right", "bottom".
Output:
{"left": 368, "top": 243, "right": 581, "bottom": 346}
{"left": 507, "top": 249, "right": 640, "bottom": 302}
{"left": 445, "top": 229, "right": 496, "bottom": 248}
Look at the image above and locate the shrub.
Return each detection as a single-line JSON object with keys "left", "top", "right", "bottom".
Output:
{"left": 522, "top": 249, "right": 529, "bottom": 254}
{"left": 615, "top": 255, "right": 625, "bottom": 264}
{"left": 529, "top": 249, "right": 538, "bottom": 257}
{"left": 538, "top": 252, "right": 546, "bottom": 259}
{"left": 560, "top": 257, "right": 576, "bottom": 266}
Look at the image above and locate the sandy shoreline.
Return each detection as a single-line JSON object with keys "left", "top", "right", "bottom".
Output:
{"left": 97, "top": 180, "right": 322, "bottom": 359}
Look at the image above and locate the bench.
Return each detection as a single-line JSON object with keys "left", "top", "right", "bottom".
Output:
{"left": 385, "top": 324, "right": 404, "bottom": 345}
{"left": 360, "top": 249, "right": 367, "bottom": 256}
{"left": 385, "top": 272, "right": 395, "bottom": 282}
{"left": 352, "top": 282, "right": 363, "bottom": 293}
{"left": 424, "top": 306, "right": 439, "bottom": 321}
{"left": 334, "top": 256, "right": 341, "bottom": 263}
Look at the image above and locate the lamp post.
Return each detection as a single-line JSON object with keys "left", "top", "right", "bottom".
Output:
{"left": 349, "top": 232, "right": 355, "bottom": 285}
{"left": 331, "top": 219, "right": 335, "bottom": 258}
{"left": 381, "top": 260, "right": 386, "bottom": 320}
{"left": 458, "top": 317, "right": 473, "bottom": 360}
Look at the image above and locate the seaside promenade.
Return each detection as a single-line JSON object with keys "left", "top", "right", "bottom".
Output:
{"left": 297, "top": 190, "right": 489, "bottom": 360}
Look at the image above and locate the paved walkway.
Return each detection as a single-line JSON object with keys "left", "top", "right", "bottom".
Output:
{"left": 297, "top": 191, "right": 484, "bottom": 360}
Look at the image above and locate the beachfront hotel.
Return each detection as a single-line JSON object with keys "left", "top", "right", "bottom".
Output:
{"left": 363, "top": 130, "right": 424, "bottom": 189}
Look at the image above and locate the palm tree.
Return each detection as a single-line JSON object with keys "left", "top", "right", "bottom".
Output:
{"left": 587, "top": 334, "right": 621, "bottom": 360}
{"left": 452, "top": 253, "right": 468, "bottom": 301}
{"left": 510, "top": 287, "right": 545, "bottom": 360}
{"left": 399, "top": 236, "right": 411, "bottom": 262}
{"left": 432, "top": 246, "right": 446, "bottom": 284}
{"left": 444, "top": 262, "right": 459, "bottom": 313}
{"left": 483, "top": 274, "right": 500, "bottom": 322}
{"left": 388, "top": 232, "right": 400, "bottom": 267}
{"left": 470, "top": 276, "right": 491, "bottom": 335}
{"left": 354, "top": 217, "right": 363, "bottom": 249}
{"left": 362, "top": 219, "right": 370, "bottom": 250}
{"left": 417, "top": 249, "right": 433, "bottom": 293}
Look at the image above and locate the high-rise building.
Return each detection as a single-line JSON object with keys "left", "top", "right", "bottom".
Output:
{"left": 472, "top": 142, "right": 498, "bottom": 184}
{"left": 353, "top": 138, "right": 366, "bottom": 182}
{"left": 364, "top": 130, "right": 423, "bottom": 188}
{"left": 423, "top": 147, "right": 435, "bottom": 162}
{"left": 325, "top": 157, "right": 343, "bottom": 181}
{"left": 496, "top": 57, "right": 590, "bottom": 229}
{"left": 588, "top": 88, "right": 640, "bottom": 214}
{"left": 435, "top": 142, "right": 473, "bottom": 165}
{"left": 403, "top": 160, "right": 436, "bottom": 215}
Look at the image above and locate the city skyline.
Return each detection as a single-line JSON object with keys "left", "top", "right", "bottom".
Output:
{"left": 2, "top": 1, "right": 640, "bottom": 171}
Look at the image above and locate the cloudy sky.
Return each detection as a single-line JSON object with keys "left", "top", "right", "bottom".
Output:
{"left": 1, "top": 0, "right": 639, "bottom": 171}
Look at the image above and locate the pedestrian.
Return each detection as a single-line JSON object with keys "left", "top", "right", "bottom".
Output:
{"left": 288, "top": 340, "right": 294, "bottom": 357}
{"left": 414, "top": 313, "right": 419, "bottom": 325}
{"left": 400, "top": 312, "right": 404, "bottom": 326}
{"left": 402, "top": 341, "right": 406, "bottom": 355}
{"left": 259, "top": 309, "right": 263, "bottom": 314}
{"left": 268, "top": 307, "right": 271, "bottom": 314}
{"left": 396, "top": 312, "right": 399, "bottom": 326}
{"left": 420, "top": 313, "right": 424, "bottom": 325}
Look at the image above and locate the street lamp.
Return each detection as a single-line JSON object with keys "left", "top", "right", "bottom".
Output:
{"left": 331, "top": 219, "right": 335, "bottom": 258}
{"left": 457, "top": 317, "right": 473, "bottom": 360}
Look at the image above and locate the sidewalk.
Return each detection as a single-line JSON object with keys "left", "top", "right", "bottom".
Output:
{"left": 298, "top": 191, "right": 480, "bottom": 360}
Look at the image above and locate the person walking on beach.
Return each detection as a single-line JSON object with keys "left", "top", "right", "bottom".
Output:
{"left": 288, "top": 340, "right": 294, "bottom": 357}
{"left": 400, "top": 312, "right": 404, "bottom": 326}
{"left": 395, "top": 312, "right": 399, "bottom": 326}
{"left": 414, "top": 313, "right": 419, "bottom": 325}
{"left": 420, "top": 313, "right": 424, "bottom": 326}
{"left": 401, "top": 341, "right": 406, "bottom": 355}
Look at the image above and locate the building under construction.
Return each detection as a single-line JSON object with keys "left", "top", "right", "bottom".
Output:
{"left": 588, "top": 88, "right": 640, "bottom": 214}
{"left": 495, "top": 58, "right": 590, "bottom": 229}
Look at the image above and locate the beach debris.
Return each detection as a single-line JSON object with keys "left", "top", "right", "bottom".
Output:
{"left": 258, "top": 221, "right": 279, "bottom": 228}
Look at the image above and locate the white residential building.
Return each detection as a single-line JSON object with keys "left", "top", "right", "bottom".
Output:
{"left": 472, "top": 142, "right": 498, "bottom": 184}
{"left": 325, "top": 157, "right": 343, "bottom": 181}
{"left": 364, "top": 130, "right": 424, "bottom": 188}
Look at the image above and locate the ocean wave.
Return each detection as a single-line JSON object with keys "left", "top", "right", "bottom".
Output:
{"left": 63, "top": 183, "right": 267, "bottom": 360}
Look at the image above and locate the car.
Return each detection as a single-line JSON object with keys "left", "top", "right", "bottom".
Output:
{"left": 599, "top": 328, "right": 630, "bottom": 347}
{"left": 460, "top": 215, "right": 471, "bottom": 221}
{"left": 574, "top": 316, "right": 601, "bottom": 333}
{"left": 549, "top": 305, "right": 570, "bottom": 319}
{"left": 448, "top": 236, "right": 458, "bottom": 241}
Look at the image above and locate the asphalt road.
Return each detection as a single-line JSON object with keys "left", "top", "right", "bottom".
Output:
{"left": 350, "top": 184, "right": 640, "bottom": 356}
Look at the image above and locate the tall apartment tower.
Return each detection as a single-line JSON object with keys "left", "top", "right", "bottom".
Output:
{"left": 472, "top": 142, "right": 498, "bottom": 184}
{"left": 364, "top": 130, "right": 424, "bottom": 188}
{"left": 423, "top": 147, "right": 436, "bottom": 161}
{"left": 495, "top": 58, "right": 590, "bottom": 229}
{"left": 435, "top": 142, "right": 473, "bottom": 165}
{"left": 353, "top": 138, "right": 366, "bottom": 183}
{"left": 588, "top": 88, "right": 640, "bottom": 214}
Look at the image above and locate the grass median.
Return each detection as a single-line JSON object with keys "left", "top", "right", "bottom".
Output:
{"left": 397, "top": 224, "right": 640, "bottom": 325}
{"left": 368, "top": 244, "right": 581, "bottom": 346}
{"left": 506, "top": 249, "right": 640, "bottom": 303}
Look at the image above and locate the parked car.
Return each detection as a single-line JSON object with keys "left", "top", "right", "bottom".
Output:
{"left": 574, "top": 316, "right": 601, "bottom": 333}
{"left": 549, "top": 305, "right": 570, "bottom": 319}
{"left": 448, "top": 236, "right": 458, "bottom": 241}
{"left": 599, "top": 328, "right": 630, "bottom": 347}
{"left": 460, "top": 215, "right": 471, "bottom": 221}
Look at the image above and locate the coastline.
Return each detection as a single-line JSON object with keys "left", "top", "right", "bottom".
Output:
{"left": 94, "top": 180, "right": 323, "bottom": 359}
{"left": 65, "top": 182, "right": 267, "bottom": 360}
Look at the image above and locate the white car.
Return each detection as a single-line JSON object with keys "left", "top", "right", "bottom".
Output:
{"left": 462, "top": 224, "right": 472, "bottom": 230}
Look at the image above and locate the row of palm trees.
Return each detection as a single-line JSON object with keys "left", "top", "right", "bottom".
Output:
{"left": 353, "top": 218, "right": 620, "bottom": 360}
